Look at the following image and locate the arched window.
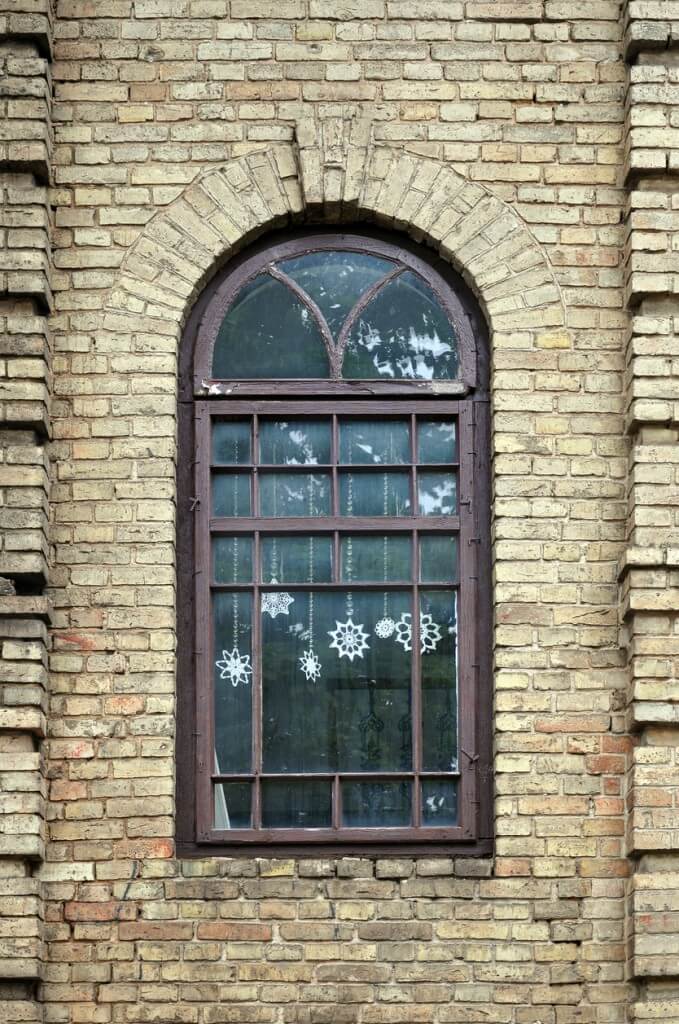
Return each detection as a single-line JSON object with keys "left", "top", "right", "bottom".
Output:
{"left": 177, "top": 232, "right": 492, "bottom": 854}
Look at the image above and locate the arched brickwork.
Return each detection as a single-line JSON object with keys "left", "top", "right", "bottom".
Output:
{"left": 103, "top": 139, "right": 565, "bottom": 346}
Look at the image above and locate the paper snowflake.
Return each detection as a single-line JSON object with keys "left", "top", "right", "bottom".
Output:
{"left": 328, "top": 618, "right": 370, "bottom": 662}
{"left": 299, "top": 648, "right": 322, "bottom": 682}
{"left": 215, "top": 647, "right": 252, "bottom": 688}
{"left": 394, "top": 613, "right": 412, "bottom": 653}
{"left": 261, "top": 591, "right": 295, "bottom": 618}
{"left": 420, "top": 613, "right": 442, "bottom": 654}
{"left": 375, "top": 616, "right": 396, "bottom": 639}
{"left": 394, "top": 613, "right": 442, "bottom": 655}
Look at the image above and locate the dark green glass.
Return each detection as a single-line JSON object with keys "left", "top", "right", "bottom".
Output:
{"left": 262, "top": 589, "right": 412, "bottom": 774}
{"left": 212, "top": 420, "right": 251, "bottom": 465}
{"left": 339, "top": 472, "right": 411, "bottom": 516}
{"left": 339, "top": 418, "right": 410, "bottom": 464}
{"left": 342, "top": 271, "right": 459, "bottom": 380}
{"left": 262, "top": 535, "right": 333, "bottom": 584}
{"left": 213, "top": 591, "right": 252, "bottom": 774}
{"left": 259, "top": 419, "right": 331, "bottom": 465}
{"left": 420, "top": 590, "right": 457, "bottom": 773}
{"left": 418, "top": 471, "right": 457, "bottom": 516}
{"left": 417, "top": 419, "right": 457, "bottom": 464}
{"left": 212, "top": 473, "right": 251, "bottom": 517}
{"left": 261, "top": 779, "right": 331, "bottom": 828}
{"left": 259, "top": 472, "right": 331, "bottom": 517}
{"left": 342, "top": 780, "right": 411, "bottom": 828}
{"left": 341, "top": 535, "right": 411, "bottom": 582}
{"left": 419, "top": 535, "right": 458, "bottom": 583}
{"left": 214, "top": 782, "right": 251, "bottom": 830}
{"left": 422, "top": 779, "right": 457, "bottom": 826}
{"left": 212, "top": 536, "right": 253, "bottom": 584}
{"left": 212, "top": 273, "right": 330, "bottom": 379}
{"left": 279, "top": 250, "right": 394, "bottom": 339}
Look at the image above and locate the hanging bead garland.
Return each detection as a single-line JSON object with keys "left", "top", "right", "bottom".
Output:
{"left": 299, "top": 482, "right": 322, "bottom": 682}
{"left": 329, "top": 448, "right": 370, "bottom": 662}
{"left": 215, "top": 434, "right": 252, "bottom": 687}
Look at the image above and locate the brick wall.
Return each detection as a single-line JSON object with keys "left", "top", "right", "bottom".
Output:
{"left": 1, "top": 0, "right": 678, "bottom": 1021}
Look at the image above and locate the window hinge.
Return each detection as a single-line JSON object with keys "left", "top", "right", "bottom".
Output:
{"left": 189, "top": 497, "right": 200, "bottom": 511}
{"left": 468, "top": 536, "right": 481, "bottom": 545}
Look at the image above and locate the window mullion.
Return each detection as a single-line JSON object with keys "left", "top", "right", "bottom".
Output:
{"left": 195, "top": 402, "right": 214, "bottom": 840}
{"left": 251, "top": 413, "right": 262, "bottom": 829}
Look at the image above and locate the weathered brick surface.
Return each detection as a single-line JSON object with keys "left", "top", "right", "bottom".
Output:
{"left": 623, "top": 0, "right": 679, "bottom": 1014}
{"left": 1, "top": 0, "right": 677, "bottom": 1021}
{"left": 0, "top": 0, "right": 54, "bottom": 1014}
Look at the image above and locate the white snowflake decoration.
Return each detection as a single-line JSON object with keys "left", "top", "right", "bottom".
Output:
{"left": 261, "top": 591, "right": 295, "bottom": 618}
{"left": 420, "top": 613, "right": 442, "bottom": 654}
{"left": 215, "top": 647, "right": 253, "bottom": 688}
{"left": 375, "top": 616, "right": 396, "bottom": 639}
{"left": 299, "top": 648, "right": 322, "bottom": 683}
{"left": 393, "top": 613, "right": 442, "bottom": 655}
{"left": 394, "top": 613, "right": 413, "bottom": 653}
{"left": 328, "top": 618, "right": 370, "bottom": 662}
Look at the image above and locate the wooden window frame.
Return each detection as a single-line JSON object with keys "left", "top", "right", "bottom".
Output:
{"left": 177, "top": 229, "right": 493, "bottom": 857}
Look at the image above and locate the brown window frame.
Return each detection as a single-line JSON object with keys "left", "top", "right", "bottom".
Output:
{"left": 177, "top": 229, "right": 493, "bottom": 857}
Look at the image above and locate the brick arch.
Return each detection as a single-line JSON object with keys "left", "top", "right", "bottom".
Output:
{"left": 103, "top": 140, "right": 565, "bottom": 348}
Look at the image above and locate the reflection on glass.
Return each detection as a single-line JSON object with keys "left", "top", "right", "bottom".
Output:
{"left": 418, "top": 471, "right": 457, "bottom": 516}
{"left": 213, "top": 536, "right": 253, "bottom": 583}
{"left": 262, "top": 535, "right": 332, "bottom": 584}
{"left": 279, "top": 250, "right": 394, "bottom": 339}
{"left": 260, "top": 473, "right": 331, "bottom": 517}
{"left": 342, "top": 780, "right": 411, "bottom": 828}
{"left": 339, "top": 472, "right": 411, "bottom": 516}
{"left": 262, "top": 590, "right": 412, "bottom": 774}
{"left": 421, "top": 590, "right": 457, "bottom": 773}
{"left": 422, "top": 779, "right": 457, "bottom": 826}
{"left": 212, "top": 473, "right": 251, "bottom": 517}
{"left": 214, "top": 782, "right": 251, "bottom": 829}
{"left": 261, "top": 779, "right": 331, "bottom": 828}
{"left": 341, "top": 535, "right": 411, "bottom": 581}
{"left": 213, "top": 591, "right": 252, "bottom": 774}
{"left": 419, "top": 535, "right": 457, "bottom": 583}
{"left": 213, "top": 420, "right": 251, "bottom": 464}
{"left": 213, "top": 274, "right": 330, "bottom": 379}
{"left": 418, "top": 419, "right": 457, "bottom": 464}
{"left": 259, "top": 419, "right": 331, "bottom": 465}
{"left": 342, "top": 271, "right": 459, "bottom": 380}
{"left": 339, "top": 419, "right": 410, "bottom": 464}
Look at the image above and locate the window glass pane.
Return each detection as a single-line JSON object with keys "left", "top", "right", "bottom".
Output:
{"left": 342, "top": 271, "right": 459, "bottom": 380}
{"left": 418, "top": 471, "right": 457, "bottom": 516}
{"left": 262, "top": 590, "right": 412, "bottom": 774}
{"left": 339, "top": 419, "right": 410, "bottom": 464}
{"left": 212, "top": 536, "right": 253, "bottom": 584}
{"left": 213, "top": 592, "right": 252, "bottom": 774}
{"left": 420, "top": 590, "right": 458, "bottom": 772}
{"left": 418, "top": 419, "right": 457, "bottom": 464}
{"left": 212, "top": 473, "right": 251, "bottom": 517}
{"left": 339, "top": 472, "right": 411, "bottom": 517}
{"left": 341, "top": 535, "right": 411, "bottom": 582}
{"left": 342, "top": 780, "right": 411, "bottom": 828}
{"left": 214, "top": 782, "right": 251, "bottom": 830}
{"left": 279, "top": 250, "right": 394, "bottom": 339}
{"left": 262, "top": 535, "right": 332, "bottom": 584}
{"left": 259, "top": 473, "right": 331, "bottom": 517}
{"left": 419, "top": 535, "right": 458, "bottom": 583}
{"left": 422, "top": 779, "right": 457, "bottom": 827}
{"left": 213, "top": 274, "right": 330, "bottom": 379}
{"left": 261, "top": 779, "right": 331, "bottom": 829}
{"left": 212, "top": 420, "right": 251, "bottom": 464}
{"left": 259, "top": 419, "right": 331, "bottom": 465}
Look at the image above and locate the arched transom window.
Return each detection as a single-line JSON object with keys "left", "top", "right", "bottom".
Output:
{"left": 177, "top": 232, "right": 492, "bottom": 855}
